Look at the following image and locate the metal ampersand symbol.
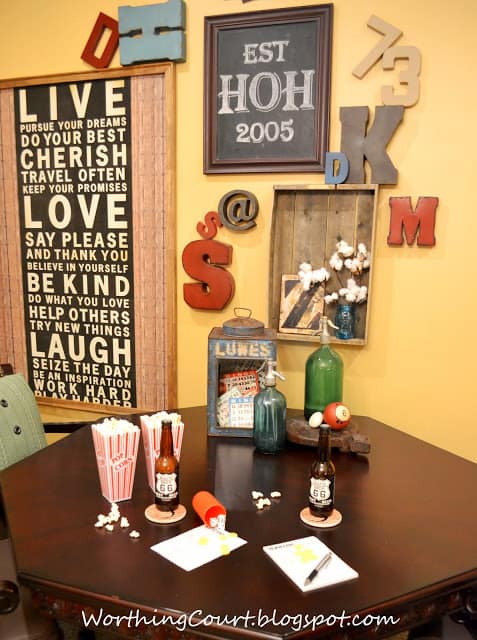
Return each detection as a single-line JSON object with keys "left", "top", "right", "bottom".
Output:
{"left": 218, "top": 190, "right": 259, "bottom": 231}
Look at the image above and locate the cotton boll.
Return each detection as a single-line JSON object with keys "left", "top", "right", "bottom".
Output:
{"left": 313, "top": 268, "right": 330, "bottom": 283}
{"left": 350, "top": 281, "right": 360, "bottom": 295}
{"left": 324, "top": 292, "right": 338, "bottom": 304}
{"left": 356, "top": 286, "right": 368, "bottom": 303}
{"left": 329, "top": 252, "right": 343, "bottom": 270}
{"left": 338, "top": 242, "right": 355, "bottom": 258}
{"left": 301, "top": 273, "right": 313, "bottom": 291}
{"left": 311, "top": 269, "right": 321, "bottom": 283}
{"left": 336, "top": 240, "right": 353, "bottom": 257}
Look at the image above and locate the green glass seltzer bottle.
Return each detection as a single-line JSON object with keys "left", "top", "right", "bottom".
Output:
{"left": 304, "top": 316, "right": 343, "bottom": 420}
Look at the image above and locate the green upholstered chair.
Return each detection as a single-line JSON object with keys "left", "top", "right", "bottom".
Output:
{"left": 0, "top": 366, "right": 61, "bottom": 640}
{"left": 0, "top": 371, "right": 48, "bottom": 472}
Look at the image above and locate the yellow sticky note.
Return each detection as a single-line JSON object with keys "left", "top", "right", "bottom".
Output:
{"left": 295, "top": 547, "right": 318, "bottom": 563}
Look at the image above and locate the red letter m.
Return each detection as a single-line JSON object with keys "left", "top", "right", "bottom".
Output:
{"left": 387, "top": 197, "right": 438, "bottom": 246}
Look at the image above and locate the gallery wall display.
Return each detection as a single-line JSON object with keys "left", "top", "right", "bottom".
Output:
{"left": 0, "top": 64, "right": 176, "bottom": 411}
{"left": 204, "top": 4, "right": 333, "bottom": 174}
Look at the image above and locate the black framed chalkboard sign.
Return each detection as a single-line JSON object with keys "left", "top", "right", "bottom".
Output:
{"left": 204, "top": 4, "right": 333, "bottom": 174}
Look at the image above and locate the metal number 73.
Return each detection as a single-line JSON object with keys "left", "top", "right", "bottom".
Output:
{"left": 352, "top": 15, "right": 421, "bottom": 107}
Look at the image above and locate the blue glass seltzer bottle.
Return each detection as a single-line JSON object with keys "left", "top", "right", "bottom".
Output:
{"left": 253, "top": 360, "right": 287, "bottom": 454}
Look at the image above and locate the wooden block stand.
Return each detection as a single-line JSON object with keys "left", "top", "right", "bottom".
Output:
{"left": 287, "top": 416, "right": 371, "bottom": 453}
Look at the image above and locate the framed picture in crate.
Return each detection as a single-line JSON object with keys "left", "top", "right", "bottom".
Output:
{"left": 268, "top": 184, "right": 379, "bottom": 345}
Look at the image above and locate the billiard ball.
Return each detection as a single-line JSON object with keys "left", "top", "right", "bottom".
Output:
{"left": 323, "top": 402, "right": 351, "bottom": 429}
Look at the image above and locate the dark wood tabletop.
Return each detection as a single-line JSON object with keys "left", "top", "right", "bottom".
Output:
{"left": 1, "top": 407, "right": 476, "bottom": 639}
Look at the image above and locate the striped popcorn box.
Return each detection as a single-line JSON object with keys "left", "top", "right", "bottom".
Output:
{"left": 140, "top": 412, "right": 184, "bottom": 492}
{"left": 91, "top": 418, "right": 140, "bottom": 503}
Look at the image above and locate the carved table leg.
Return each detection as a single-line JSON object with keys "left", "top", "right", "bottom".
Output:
{"left": 407, "top": 618, "right": 442, "bottom": 639}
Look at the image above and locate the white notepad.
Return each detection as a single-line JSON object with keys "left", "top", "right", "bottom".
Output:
{"left": 263, "top": 536, "right": 358, "bottom": 592}
{"left": 151, "top": 525, "right": 247, "bottom": 571}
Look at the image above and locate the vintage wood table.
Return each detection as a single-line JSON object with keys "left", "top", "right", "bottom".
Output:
{"left": 1, "top": 407, "right": 476, "bottom": 639}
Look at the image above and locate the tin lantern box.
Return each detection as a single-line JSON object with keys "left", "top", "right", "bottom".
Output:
{"left": 207, "top": 309, "right": 277, "bottom": 436}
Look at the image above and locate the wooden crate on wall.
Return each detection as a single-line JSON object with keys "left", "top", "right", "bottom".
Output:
{"left": 269, "top": 184, "right": 378, "bottom": 345}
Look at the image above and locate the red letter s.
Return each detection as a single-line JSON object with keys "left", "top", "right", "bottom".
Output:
{"left": 182, "top": 240, "right": 235, "bottom": 310}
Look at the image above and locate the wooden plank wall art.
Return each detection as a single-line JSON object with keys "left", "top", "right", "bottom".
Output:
{"left": 269, "top": 184, "right": 378, "bottom": 345}
{"left": 0, "top": 64, "right": 176, "bottom": 412}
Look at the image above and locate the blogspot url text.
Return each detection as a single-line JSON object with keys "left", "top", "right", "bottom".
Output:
{"left": 82, "top": 607, "right": 400, "bottom": 634}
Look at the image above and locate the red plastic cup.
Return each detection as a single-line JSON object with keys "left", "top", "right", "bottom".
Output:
{"left": 192, "top": 491, "right": 226, "bottom": 530}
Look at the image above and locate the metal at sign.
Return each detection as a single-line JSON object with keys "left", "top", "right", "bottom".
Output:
{"left": 218, "top": 190, "right": 259, "bottom": 231}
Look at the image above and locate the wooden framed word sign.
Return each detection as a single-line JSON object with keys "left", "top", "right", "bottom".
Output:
{"left": 204, "top": 5, "right": 333, "bottom": 174}
{"left": 0, "top": 64, "right": 176, "bottom": 412}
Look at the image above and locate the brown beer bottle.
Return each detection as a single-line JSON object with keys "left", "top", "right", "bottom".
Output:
{"left": 309, "top": 424, "right": 335, "bottom": 517}
{"left": 154, "top": 420, "right": 179, "bottom": 512}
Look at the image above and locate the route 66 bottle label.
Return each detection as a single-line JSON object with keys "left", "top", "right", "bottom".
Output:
{"left": 155, "top": 420, "right": 179, "bottom": 512}
{"left": 309, "top": 424, "right": 335, "bottom": 517}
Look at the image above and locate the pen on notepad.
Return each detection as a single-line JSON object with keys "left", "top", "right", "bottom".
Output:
{"left": 304, "top": 551, "right": 332, "bottom": 586}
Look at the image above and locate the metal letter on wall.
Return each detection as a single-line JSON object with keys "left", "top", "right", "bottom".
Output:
{"left": 0, "top": 65, "right": 177, "bottom": 411}
{"left": 387, "top": 196, "right": 438, "bottom": 246}
{"left": 119, "top": 0, "right": 186, "bottom": 65}
{"left": 81, "top": 12, "right": 119, "bottom": 69}
{"left": 339, "top": 105, "right": 404, "bottom": 185}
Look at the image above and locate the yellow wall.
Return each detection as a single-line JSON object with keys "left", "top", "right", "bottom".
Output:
{"left": 1, "top": 0, "right": 476, "bottom": 462}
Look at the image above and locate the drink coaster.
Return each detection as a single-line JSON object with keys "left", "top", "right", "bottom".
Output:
{"left": 145, "top": 504, "right": 187, "bottom": 524}
{"left": 299, "top": 507, "right": 342, "bottom": 528}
